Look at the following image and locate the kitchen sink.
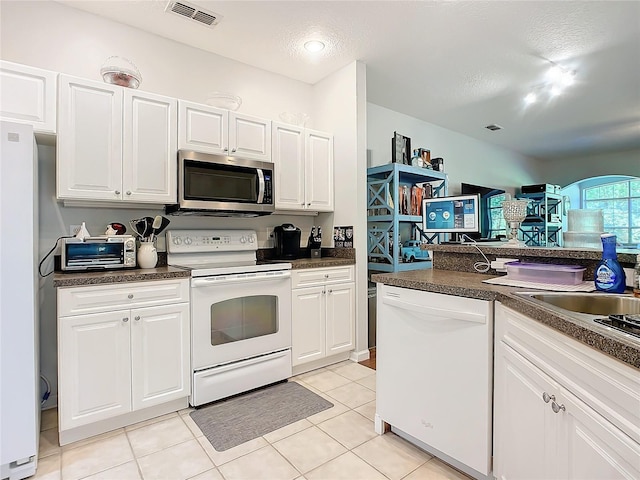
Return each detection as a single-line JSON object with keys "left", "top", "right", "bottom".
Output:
{"left": 520, "top": 292, "right": 640, "bottom": 315}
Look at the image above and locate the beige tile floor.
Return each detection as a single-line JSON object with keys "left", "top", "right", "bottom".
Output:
{"left": 33, "top": 361, "right": 471, "bottom": 480}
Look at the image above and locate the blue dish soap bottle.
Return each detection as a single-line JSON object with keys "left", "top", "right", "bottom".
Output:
{"left": 594, "top": 234, "right": 626, "bottom": 293}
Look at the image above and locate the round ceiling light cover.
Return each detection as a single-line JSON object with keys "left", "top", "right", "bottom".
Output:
{"left": 100, "top": 56, "right": 142, "bottom": 89}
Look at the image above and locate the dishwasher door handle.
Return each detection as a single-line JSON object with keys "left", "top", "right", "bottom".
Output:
{"left": 382, "top": 296, "right": 486, "bottom": 324}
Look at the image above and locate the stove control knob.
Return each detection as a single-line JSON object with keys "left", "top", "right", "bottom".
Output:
{"left": 184, "top": 237, "right": 192, "bottom": 245}
{"left": 248, "top": 235, "right": 255, "bottom": 243}
{"left": 240, "top": 236, "right": 246, "bottom": 244}
{"left": 173, "top": 237, "right": 182, "bottom": 245}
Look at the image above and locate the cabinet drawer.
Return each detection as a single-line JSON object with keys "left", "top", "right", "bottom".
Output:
{"left": 58, "top": 279, "right": 189, "bottom": 317}
{"left": 496, "top": 302, "right": 640, "bottom": 444}
{"left": 292, "top": 266, "right": 354, "bottom": 288}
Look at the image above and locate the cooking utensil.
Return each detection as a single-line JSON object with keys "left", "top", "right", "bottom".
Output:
{"left": 142, "top": 217, "right": 155, "bottom": 239}
{"left": 149, "top": 215, "right": 170, "bottom": 242}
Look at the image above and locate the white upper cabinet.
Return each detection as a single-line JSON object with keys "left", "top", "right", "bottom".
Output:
{"left": 272, "top": 123, "right": 334, "bottom": 212}
{"left": 178, "top": 101, "right": 271, "bottom": 161}
{"left": 57, "top": 74, "right": 177, "bottom": 204}
{"left": 0, "top": 60, "right": 57, "bottom": 134}
{"left": 57, "top": 76, "right": 123, "bottom": 201}
{"left": 305, "top": 129, "right": 334, "bottom": 211}
{"left": 178, "top": 100, "right": 227, "bottom": 154}
{"left": 272, "top": 122, "right": 305, "bottom": 209}
{"left": 123, "top": 90, "right": 177, "bottom": 204}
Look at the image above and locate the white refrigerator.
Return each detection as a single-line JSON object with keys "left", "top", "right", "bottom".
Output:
{"left": 0, "top": 121, "right": 39, "bottom": 479}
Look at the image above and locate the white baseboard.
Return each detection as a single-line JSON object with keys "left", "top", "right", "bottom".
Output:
{"left": 350, "top": 349, "right": 370, "bottom": 362}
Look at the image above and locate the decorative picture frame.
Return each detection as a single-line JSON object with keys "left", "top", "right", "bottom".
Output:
{"left": 391, "top": 132, "right": 411, "bottom": 164}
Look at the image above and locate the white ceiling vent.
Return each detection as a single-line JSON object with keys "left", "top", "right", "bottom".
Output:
{"left": 165, "top": 1, "right": 222, "bottom": 28}
{"left": 485, "top": 124, "right": 503, "bottom": 131}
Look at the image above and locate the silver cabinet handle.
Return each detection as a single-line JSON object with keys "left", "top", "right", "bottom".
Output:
{"left": 231, "top": 148, "right": 237, "bottom": 153}
{"left": 134, "top": 316, "right": 140, "bottom": 321}
{"left": 122, "top": 317, "right": 129, "bottom": 323}
{"left": 301, "top": 202, "right": 305, "bottom": 206}
{"left": 328, "top": 289, "right": 333, "bottom": 293}
{"left": 542, "top": 392, "right": 555, "bottom": 403}
{"left": 307, "top": 203, "right": 311, "bottom": 206}
{"left": 551, "top": 401, "right": 566, "bottom": 413}
{"left": 223, "top": 148, "right": 228, "bottom": 152}
{"left": 126, "top": 191, "right": 131, "bottom": 195}
{"left": 324, "top": 274, "right": 329, "bottom": 278}
{"left": 115, "top": 190, "right": 121, "bottom": 195}
{"left": 128, "top": 294, "right": 134, "bottom": 299}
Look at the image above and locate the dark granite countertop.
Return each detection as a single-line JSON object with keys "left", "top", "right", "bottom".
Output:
{"left": 371, "top": 269, "right": 640, "bottom": 370}
{"left": 427, "top": 244, "right": 638, "bottom": 264}
{"left": 53, "top": 266, "right": 191, "bottom": 288}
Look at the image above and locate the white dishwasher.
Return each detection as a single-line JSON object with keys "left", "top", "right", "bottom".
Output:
{"left": 375, "top": 284, "right": 493, "bottom": 480}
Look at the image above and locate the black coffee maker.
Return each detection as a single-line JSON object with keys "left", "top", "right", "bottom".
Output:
{"left": 274, "top": 224, "right": 301, "bottom": 259}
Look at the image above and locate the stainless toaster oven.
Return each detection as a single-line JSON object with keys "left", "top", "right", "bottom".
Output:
{"left": 61, "top": 236, "right": 136, "bottom": 271}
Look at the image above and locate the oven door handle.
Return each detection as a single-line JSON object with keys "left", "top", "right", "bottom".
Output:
{"left": 192, "top": 271, "right": 291, "bottom": 287}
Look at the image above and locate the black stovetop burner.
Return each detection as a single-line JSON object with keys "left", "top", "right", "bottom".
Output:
{"left": 594, "top": 314, "right": 640, "bottom": 339}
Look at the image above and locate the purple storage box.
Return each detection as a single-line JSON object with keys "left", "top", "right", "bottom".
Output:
{"left": 505, "top": 261, "right": 585, "bottom": 285}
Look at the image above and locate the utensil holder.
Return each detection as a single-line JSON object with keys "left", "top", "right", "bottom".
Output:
{"left": 137, "top": 241, "right": 157, "bottom": 269}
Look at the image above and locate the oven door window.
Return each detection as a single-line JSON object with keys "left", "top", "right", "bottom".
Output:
{"left": 185, "top": 160, "right": 258, "bottom": 203}
{"left": 210, "top": 295, "right": 278, "bottom": 346}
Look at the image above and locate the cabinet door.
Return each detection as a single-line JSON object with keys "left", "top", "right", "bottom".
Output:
{"left": 0, "top": 60, "right": 57, "bottom": 133}
{"left": 305, "top": 129, "right": 333, "bottom": 211}
{"left": 123, "top": 90, "right": 177, "bottom": 203}
{"left": 177, "top": 100, "right": 227, "bottom": 154}
{"left": 291, "top": 286, "right": 325, "bottom": 366}
{"left": 130, "top": 303, "right": 190, "bottom": 410}
{"left": 272, "top": 122, "right": 305, "bottom": 210}
{"left": 557, "top": 387, "right": 640, "bottom": 479}
{"left": 325, "top": 282, "right": 355, "bottom": 355}
{"left": 58, "top": 310, "right": 131, "bottom": 430}
{"left": 229, "top": 112, "right": 271, "bottom": 161}
{"left": 57, "top": 75, "right": 123, "bottom": 200}
{"left": 493, "top": 340, "right": 558, "bottom": 480}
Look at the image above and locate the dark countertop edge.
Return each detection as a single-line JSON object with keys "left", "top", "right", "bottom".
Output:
{"left": 263, "top": 258, "right": 356, "bottom": 270}
{"left": 371, "top": 270, "right": 639, "bottom": 370}
{"left": 52, "top": 259, "right": 356, "bottom": 287}
{"left": 426, "top": 244, "right": 638, "bottom": 263}
{"left": 53, "top": 266, "right": 191, "bottom": 288}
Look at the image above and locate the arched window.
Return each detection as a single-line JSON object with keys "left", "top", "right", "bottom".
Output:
{"left": 562, "top": 175, "right": 640, "bottom": 247}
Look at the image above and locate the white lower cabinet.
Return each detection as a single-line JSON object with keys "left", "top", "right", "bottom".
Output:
{"left": 57, "top": 279, "right": 190, "bottom": 444}
{"left": 291, "top": 266, "right": 355, "bottom": 367}
{"left": 493, "top": 302, "right": 640, "bottom": 479}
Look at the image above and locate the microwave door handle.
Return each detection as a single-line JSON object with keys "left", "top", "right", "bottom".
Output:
{"left": 257, "top": 169, "right": 265, "bottom": 204}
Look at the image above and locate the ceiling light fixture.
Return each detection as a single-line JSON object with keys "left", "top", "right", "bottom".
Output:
{"left": 524, "top": 61, "right": 577, "bottom": 107}
{"left": 304, "top": 40, "right": 325, "bottom": 53}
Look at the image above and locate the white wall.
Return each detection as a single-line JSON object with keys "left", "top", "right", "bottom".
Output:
{"left": 534, "top": 149, "right": 640, "bottom": 188}
{"left": 0, "top": 1, "right": 313, "bottom": 122}
{"left": 367, "top": 103, "right": 538, "bottom": 195}
{"left": 312, "top": 61, "right": 368, "bottom": 360}
{"left": 2, "top": 0, "right": 362, "bottom": 408}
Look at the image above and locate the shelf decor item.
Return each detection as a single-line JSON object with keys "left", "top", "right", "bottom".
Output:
{"left": 391, "top": 132, "right": 411, "bottom": 164}
{"left": 501, "top": 199, "right": 530, "bottom": 247}
{"left": 137, "top": 240, "right": 158, "bottom": 269}
{"left": 100, "top": 56, "right": 142, "bottom": 89}
{"left": 205, "top": 92, "right": 242, "bottom": 111}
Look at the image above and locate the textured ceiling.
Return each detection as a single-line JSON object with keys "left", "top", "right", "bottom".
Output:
{"left": 56, "top": 0, "right": 640, "bottom": 160}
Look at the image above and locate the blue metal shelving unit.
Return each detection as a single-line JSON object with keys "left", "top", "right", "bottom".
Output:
{"left": 367, "top": 163, "right": 448, "bottom": 272}
{"left": 517, "top": 192, "right": 563, "bottom": 247}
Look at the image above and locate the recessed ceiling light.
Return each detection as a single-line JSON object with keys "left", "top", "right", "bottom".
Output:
{"left": 304, "top": 40, "right": 325, "bottom": 53}
{"left": 524, "top": 92, "right": 537, "bottom": 105}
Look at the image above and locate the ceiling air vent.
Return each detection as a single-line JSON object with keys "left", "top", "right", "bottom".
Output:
{"left": 165, "top": 1, "right": 222, "bottom": 28}
{"left": 485, "top": 124, "right": 503, "bottom": 131}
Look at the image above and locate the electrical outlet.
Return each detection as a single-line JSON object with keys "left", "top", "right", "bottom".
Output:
{"left": 69, "top": 224, "right": 80, "bottom": 236}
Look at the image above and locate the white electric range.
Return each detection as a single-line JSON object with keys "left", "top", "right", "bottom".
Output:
{"left": 166, "top": 229, "right": 292, "bottom": 406}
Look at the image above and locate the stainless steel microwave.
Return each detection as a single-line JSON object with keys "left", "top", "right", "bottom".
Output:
{"left": 61, "top": 236, "right": 136, "bottom": 271}
{"left": 166, "top": 150, "right": 275, "bottom": 216}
